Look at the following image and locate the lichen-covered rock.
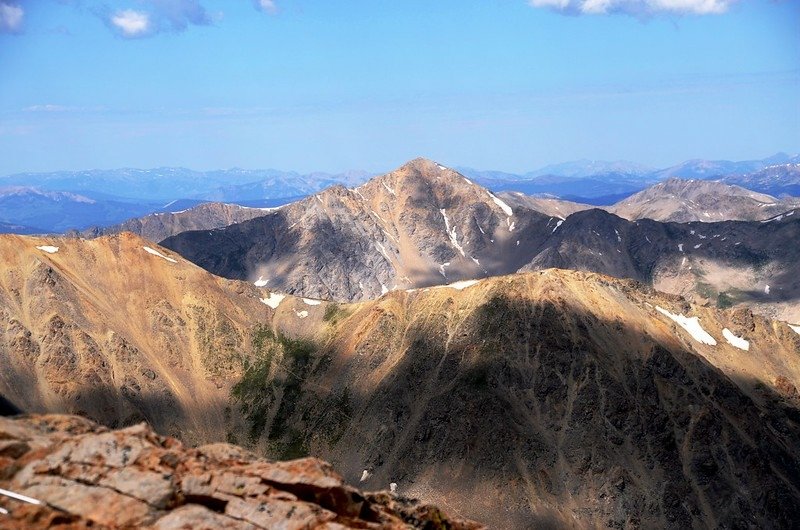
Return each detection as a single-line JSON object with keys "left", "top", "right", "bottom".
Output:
{"left": 0, "top": 415, "right": 484, "bottom": 529}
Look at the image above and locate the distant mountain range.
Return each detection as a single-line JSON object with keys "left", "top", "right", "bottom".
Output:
{"left": 0, "top": 167, "right": 372, "bottom": 202}
{"left": 1, "top": 153, "right": 798, "bottom": 233}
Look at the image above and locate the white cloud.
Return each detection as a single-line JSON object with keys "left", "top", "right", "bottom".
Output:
{"left": 0, "top": 2, "right": 23, "bottom": 33}
{"left": 528, "top": 0, "right": 735, "bottom": 16}
{"left": 254, "top": 0, "right": 278, "bottom": 14}
{"left": 111, "top": 9, "right": 150, "bottom": 37}
{"left": 106, "top": 1, "right": 213, "bottom": 38}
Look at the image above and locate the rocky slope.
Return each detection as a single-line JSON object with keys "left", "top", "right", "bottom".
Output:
{"left": 2, "top": 233, "right": 800, "bottom": 527}
{"left": 243, "top": 270, "right": 800, "bottom": 528}
{"left": 163, "top": 158, "right": 554, "bottom": 301}
{"left": 609, "top": 178, "right": 800, "bottom": 223}
{"left": 521, "top": 208, "right": 800, "bottom": 323}
{"left": 79, "top": 202, "right": 275, "bottom": 243}
{"left": 0, "top": 232, "right": 271, "bottom": 444}
{"left": 0, "top": 414, "right": 481, "bottom": 529}
{"left": 497, "top": 191, "right": 593, "bottom": 218}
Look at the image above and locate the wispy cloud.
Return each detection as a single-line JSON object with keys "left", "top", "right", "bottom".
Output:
{"left": 104, "top": 0, "right": 213, "bottom": 38}
{"left": 24, "top": 104, "right": 75, "bottom": 112}
{"left": 528, "top": 0, "right": 736, "bottom": 16}
{"left": 22, "top": 104, "right": 108, "bottom": 113}
{"left": 253, "top": 0, "right": 278, "bottom": 14}
{"left": 0, "top": 2, "right": 23, "bottom": 33}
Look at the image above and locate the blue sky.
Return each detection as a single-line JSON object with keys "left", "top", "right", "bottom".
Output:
{"left": 0, "top": 0, "right": 798, "bottom": 175}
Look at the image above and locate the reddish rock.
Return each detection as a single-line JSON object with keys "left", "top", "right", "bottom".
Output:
{"left": 0, "top": 415, "right": 484, "bottom": 529}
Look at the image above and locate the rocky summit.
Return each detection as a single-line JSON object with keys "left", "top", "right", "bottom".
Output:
{"left": 0, "top": 414, "right": 482, "bottom": 529}
{"left": 162, "top": 158, "right": 553, "bottom": 301}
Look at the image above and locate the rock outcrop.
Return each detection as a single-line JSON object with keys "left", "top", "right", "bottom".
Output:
{"left": 0, "top": 414, "right": 483, "bottom": 529}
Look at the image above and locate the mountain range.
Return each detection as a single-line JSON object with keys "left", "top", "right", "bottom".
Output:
{"left": 2, "top": 232, "right": 800, "bottom": 527}
{"left": 1, "top": 154, "right": 798, "bottom": 233}
{"left": 157, "top": 159, "right": 800, "bottom": 325}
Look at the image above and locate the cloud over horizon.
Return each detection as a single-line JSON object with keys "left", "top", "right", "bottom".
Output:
{"left": 105, "top": 0, "right": 213, "bottom": 38}
{"left": 0, "top": 2, "right": 23, "bottom": 33}
{"left": 528, "top": 0, "right": 737, "bottom": 16}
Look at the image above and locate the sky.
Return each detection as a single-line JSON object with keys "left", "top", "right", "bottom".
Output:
{"left": 0, "top": 0, "right": 798, "bottom": 175}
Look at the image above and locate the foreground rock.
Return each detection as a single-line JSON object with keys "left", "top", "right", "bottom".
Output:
{"left": 0, "top": 414, "right": 483, "bottom": 529}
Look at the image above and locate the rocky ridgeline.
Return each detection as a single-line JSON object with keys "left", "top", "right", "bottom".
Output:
{"left": 0, "top": 415, "right": 483, "bottom": 529}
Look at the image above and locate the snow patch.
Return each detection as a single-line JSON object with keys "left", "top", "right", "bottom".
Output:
{"left": 260, "top": 293, "right": 285, "bottom": 309}
{"left": 614, "top": 229, "right": 622, "bottom": 243}
{"left": 552, "top": 220, "right": 564, "bottom": 233}
{"left": 254, "top": 276, "right": 269, "bottom": 287}
{"left": 447, "top": 279, "right": 480, "bottom": 290}
{"left": 437, "top": 164, "right": 447, "bottom": 171}
{"left": 382, "top": 181, "right": 396, "bottom": 196}
{"left": 764, "top": 284, "right": 771, "bottom": 295}
{"left": 360, "top": 470, "right": 371, "bottom": 482}
{"left": 487, "top": 192, "right": 513, "bottom": 216}
{"left": 302, "top": 298, "right": 322, "bottom": 306}
{"left": 36, "top": 245, "right": 59, "bottom": 254}
{"left": 655, "top": 306, "right": 717, "bottom": 346}
{"left": 143, "top": 246, "right": 177, "bottom": 263}
{"left": 789, "top": 324, "right": 800, "bottom": 336}
{"left": 381, "top": 284, "right": 389, "bottom": 295}
{"left": 294, "top": 309, "right": 309, "bottom": 319}
{"left": 722, "top": 329, "right": 750, "bottom": 351}
{"left": 440, "top": 209, "right": 466, "bottom": 257}
{"left": 375, "top": 242, "right": 392, "bottom": 261}
{"left": 678, "top": 244, "right": 684, "bottom": 252}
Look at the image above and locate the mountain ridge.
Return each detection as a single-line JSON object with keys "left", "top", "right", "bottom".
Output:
{"left": 160, "top": 160, "right": 800, "bottom": 325}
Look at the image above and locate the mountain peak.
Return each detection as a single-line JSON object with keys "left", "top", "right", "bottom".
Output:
{"left": 394, "top": 157, "right": 452, "bottom": 175}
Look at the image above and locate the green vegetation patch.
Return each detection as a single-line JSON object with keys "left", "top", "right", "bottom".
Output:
{"left": 231, "top": 326, "right": 319, "bottom": 457}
